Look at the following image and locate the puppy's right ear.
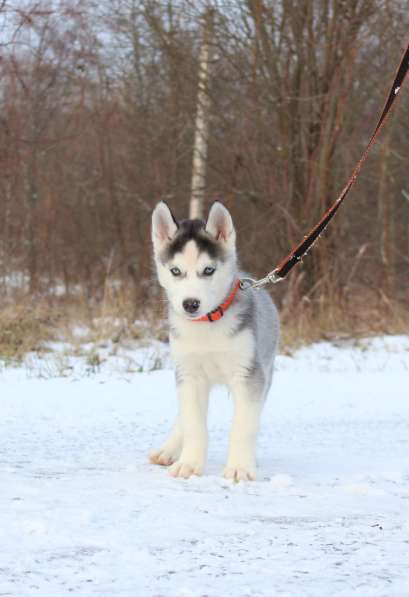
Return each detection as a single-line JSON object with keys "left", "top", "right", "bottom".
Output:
{"left": 152, "top": 201, "right": 178, "bottom": 253}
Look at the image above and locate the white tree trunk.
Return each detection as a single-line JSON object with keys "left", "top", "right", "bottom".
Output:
{"left": 189, "top": 10, "right": 213, "bottom": 220}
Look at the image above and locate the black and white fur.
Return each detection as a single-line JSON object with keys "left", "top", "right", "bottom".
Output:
{"left": 150, "top": 201, "right": 279, "bottom": 481}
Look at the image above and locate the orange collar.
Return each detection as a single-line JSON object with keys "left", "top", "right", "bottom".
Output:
{"left": 192, "top": 280, "right": 241, "bottom": 322}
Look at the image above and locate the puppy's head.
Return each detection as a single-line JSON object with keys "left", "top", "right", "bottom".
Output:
{"left": 152, "top": 201, "right": 237, "bottom": 319}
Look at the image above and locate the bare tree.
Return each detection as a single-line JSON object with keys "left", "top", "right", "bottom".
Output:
{"left": 0, "top": 0, "right": 408, "bottom": 332}
{"left": 189, "top": 8, "right": 214, "bottom": 220}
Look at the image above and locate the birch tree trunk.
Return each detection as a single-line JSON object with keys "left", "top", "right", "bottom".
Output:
{"left": 189, "top": 9, "right": 214, "bottom": 220}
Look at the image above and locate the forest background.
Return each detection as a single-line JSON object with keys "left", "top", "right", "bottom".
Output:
{"left": 1, "top": 0, "right": 408, "bottom": 361}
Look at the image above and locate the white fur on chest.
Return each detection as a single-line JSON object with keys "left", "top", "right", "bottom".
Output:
{"left": 170, "top": 311, "right": 254, "bottom": 386}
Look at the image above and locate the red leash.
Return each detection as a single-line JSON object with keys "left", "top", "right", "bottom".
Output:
{"left": 240, "top": 43, "right": 409, "bottom": 291}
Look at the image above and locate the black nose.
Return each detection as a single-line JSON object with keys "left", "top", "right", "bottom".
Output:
{"left": 183, "top": 298, "right": 200, "bottom": 314}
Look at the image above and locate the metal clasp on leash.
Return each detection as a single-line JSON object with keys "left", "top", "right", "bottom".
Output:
{"left": 239, "top": 269, "right": 282, "bottom": 291}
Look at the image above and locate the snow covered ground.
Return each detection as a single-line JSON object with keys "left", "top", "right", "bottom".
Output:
{"left": 1, "top": 336, "right": 409, "bottom": 596}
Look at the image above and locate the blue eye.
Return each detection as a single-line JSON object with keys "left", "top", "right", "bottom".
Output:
{"left": 170, "top": 267, "right": 182, "bottom": 276}
{"left": 203, "top": 266, "right": 215, "bottom": 276}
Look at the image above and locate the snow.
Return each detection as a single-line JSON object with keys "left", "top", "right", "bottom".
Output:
{"left": 1, "top": 337, "right": 409, "bottom": 596}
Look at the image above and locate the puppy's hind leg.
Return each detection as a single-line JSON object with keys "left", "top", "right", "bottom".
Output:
{"left": 149, "top": 416, "right": 183, "bottom": 466}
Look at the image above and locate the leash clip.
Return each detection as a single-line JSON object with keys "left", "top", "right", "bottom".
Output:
{"left": 239, "top": 269, "right": 282, "bottom": 291}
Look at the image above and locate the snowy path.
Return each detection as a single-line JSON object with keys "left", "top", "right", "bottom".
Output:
{"left": 1, "top": 338, "right": 409, "bottom": 596}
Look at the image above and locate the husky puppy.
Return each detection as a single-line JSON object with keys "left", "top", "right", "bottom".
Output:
{"left": 150, "top": 201, "right": 279, "bottom": 481}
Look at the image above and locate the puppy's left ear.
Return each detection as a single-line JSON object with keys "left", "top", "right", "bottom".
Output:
{"left": 205, "top": 201, "right": 236, "bottom": 248}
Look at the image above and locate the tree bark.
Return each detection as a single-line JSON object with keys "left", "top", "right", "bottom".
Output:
{"left": 189, "top": 9, "right": 214, "bottom": 220}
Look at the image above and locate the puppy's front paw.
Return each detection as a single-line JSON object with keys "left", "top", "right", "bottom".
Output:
{"left": 223, "top": 465, "right": 256, "bottom": 482}
{"left": 169, "top": 460, "right": 203, "bottom": 479}
{"left": 149, "top": 448, "right": 178, "bottom": 466}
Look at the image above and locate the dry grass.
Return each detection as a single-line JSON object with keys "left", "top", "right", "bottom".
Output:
{"left": 0, "top": 303, "right": 57, "bottom": 362}
{"left": 0, "top": 279, "right": 168, "bottom": 365}
{"left": 280, "top": 284, "right": 409, "bottom": 352}
{"left": 0, "top": 280, "right": 408, "bottom": 366}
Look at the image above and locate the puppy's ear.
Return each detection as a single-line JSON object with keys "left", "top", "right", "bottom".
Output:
{"left": 205, "top": 201, "right": 236, "bottom": 247}
{"left": 152, "top": 201, "right": 178, "bottom": 253}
